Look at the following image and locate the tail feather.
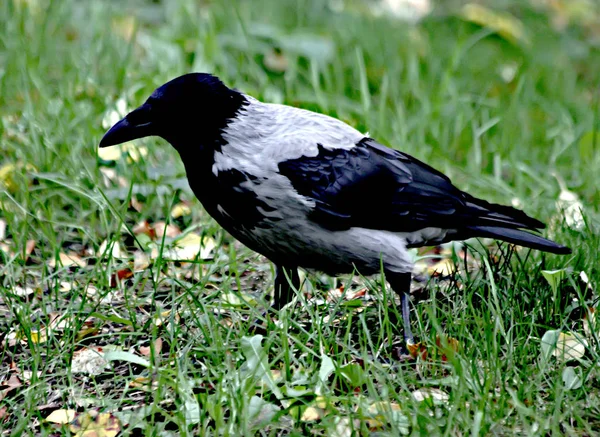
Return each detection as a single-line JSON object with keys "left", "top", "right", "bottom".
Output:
{"left": 468, "top": 225, "right": 571, "bottom": 255}
{"left": 464, "top": 194, "right": 545, "bottom": 230}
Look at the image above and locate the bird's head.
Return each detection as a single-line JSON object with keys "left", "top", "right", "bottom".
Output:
{"left": 99, "top": 73, "right": 247, "bottom": 151}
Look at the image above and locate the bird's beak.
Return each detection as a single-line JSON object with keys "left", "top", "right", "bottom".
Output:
{"left": 99, "top": 104, "right": 155, "bottom": 148}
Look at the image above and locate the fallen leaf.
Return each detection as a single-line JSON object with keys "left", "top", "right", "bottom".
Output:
{"left": 25, "top": 239, "right": 35, "bottom": 258}
{"left": 0, "top": 161, "right": 37, "bottom": 192}
{"left": 49, "top": 252, "right": 86, "bottom": 269}
{"left": 152, "top": 221, "right": 181, "bottom": 239}
{"left": 45, "top": 409, "right": 76, "bottom": 424}
{"left": 366, "top": 401, "right": 409, "bottom": 432}
{"left": 300, "top": 406, "right": 323, "bottom": 422}
{"left": 132, "top": 220, "right": 154, "bottom": 238}
{"left": 461, "top": 3, "right": 527, "bottom": 44}
{"left": 71, "top": 347, "right": 109, "bottom": 375}
{"left": 541, "top": 330, "right": 587, "bottom": 362}
{"left": 13, "top": 286, "right": 35, "bottom": 297}
{"left": 97, "top": 240, "right": 125, "bottom": 259}
{"left": 0, "top": 373, "right": 22, "bottom": 402}
{"left": 69, "top": 410, "right": 121, "bottom": 437}
{"left": 152, "top": 233, "right": 215, "bottom": 261}
{"left": 584, "top": 308, "right": 597, "bottom": 338}
{"left": 171, "top": 202, "right": 192, "bottom": 219}
{"left": 412, "top": 388, "right": 449, "bottom": 404}
{"left": 133, "top": 251, "right": 150, "bottom": 270}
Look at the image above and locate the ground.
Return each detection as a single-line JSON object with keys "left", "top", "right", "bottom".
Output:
{"left": 0, "top": 0, "right": 599, "bottom": 435}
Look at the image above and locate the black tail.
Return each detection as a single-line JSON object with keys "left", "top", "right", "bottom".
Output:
{"left": 461, "top": 194, "right": 571, "bottom": 255}
{"left": 467, "top": 225, "right": 571, "bottom": 255}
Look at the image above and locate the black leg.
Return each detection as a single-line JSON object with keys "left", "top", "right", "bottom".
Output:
{"left": 387, "top": 272, "right": 415, "bottom": 345}
{"left": 273, "top": 264, "right": 300, "bottom": 310}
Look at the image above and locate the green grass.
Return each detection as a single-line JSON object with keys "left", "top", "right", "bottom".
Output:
{"left": 1, "top": 0, "right": 599, "bottom": 435}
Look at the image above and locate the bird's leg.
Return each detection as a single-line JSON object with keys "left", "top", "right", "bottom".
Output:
{"left": 273, "top": 264, "right": 300, "bottom": 310}
{"left": 387, "top": 272, "right": 415, "bottom": 346}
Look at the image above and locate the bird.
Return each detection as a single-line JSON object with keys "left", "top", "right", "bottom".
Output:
{"left": 100, "top": 72, "right": 571, "bottom": 345}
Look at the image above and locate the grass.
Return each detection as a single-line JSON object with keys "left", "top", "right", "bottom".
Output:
{"left": 0, "top": 0, "right": 599, "bottom": 435}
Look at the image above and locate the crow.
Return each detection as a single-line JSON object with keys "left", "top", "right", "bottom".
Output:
{"left": 100, "top": 73, "right": 571, "bottom": 344}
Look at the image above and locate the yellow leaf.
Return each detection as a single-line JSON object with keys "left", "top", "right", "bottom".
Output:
{"left": 461, "top": 3, "right": 526, "bottom": 44}
{"left": 46, "top": 409, "right": 76, "bottom": 424}
{"left": 171, "top": 202, "right": 192, "bottom": 218}
{"left": 70, "top": 410, "right": 121, "bottom": 437}
{"left": 97, "top": 145, "right": 122, "bottom": 161}
{"left": 0, "top": 161, "right": 37, "bottom": 192}
{"left": 300, "top": 406, "right": 323, "bottom": 422}
{"left": 29, "top": 330, "right": 48, "bottom": 344}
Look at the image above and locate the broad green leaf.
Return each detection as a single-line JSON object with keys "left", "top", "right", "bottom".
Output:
{"left": 562, "top": 366, "right": 583, "bottom": 390}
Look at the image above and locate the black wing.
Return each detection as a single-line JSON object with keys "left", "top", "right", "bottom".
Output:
{"left": 277, "top": 138, "right": 572, "bottom": 253}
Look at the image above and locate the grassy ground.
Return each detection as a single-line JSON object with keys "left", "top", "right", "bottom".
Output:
{"left": 1, "top": 0, "right": 599, "bottom": 435}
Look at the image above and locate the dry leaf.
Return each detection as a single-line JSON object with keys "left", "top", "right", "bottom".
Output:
{"left": 49, "top": 252, "right": 86, "bottom": 268}
{"left": 461, "top": 3, "right": 526, "bottom": 44}
{"left": 412, "top": 388, "right": 449, "bottom": 404}
{"left": 584, "top": 308, "right": 597, "bottom": 338}
{"left": 133, "top": 251, "right": 150, "bottom": 270}
{"left": 152, "top": 221, "right": 181, "bottom": 239}
{"left": 69, "top": 410, "right": 121, "bottom": 437}
{"left": 132, "top": 220, "right": 154, "bottom": 238}
{"left": 46, "top": 409, "right": 76, "bottom": 424}
{"left": 300, "top": 406, "right": 323, "bottom": 422}
{"left": 97, "top": 240, "right": 125, "bottom": 259}
{"left": 25, "top": 239, "right": 35, "bottom": 257}
{"left": 0, "top": 161, "right": 37, "bottom": 192}
{"left": 140, "top": 338, "right": 162, "bottom": 357}
{"left": 554, "top": 332, "right": 587, "bottom": 361}
{"left": 171, "top": 202, "right": 192, "bottom": 218}
{"left": 152, "top": 233, "right": 215, "bottom": 261}
{"left": 13, "top": 286, "right": 35, "bottom": 297}
{"left": 0, "top": 373, "right": 22, "bottom": 402}
{"left": 71, "top": 347, "right": 108, "bottom": 375}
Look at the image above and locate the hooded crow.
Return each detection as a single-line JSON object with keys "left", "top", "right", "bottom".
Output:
{"left": 100, "top": 73, "right": 571, "bottom": 344}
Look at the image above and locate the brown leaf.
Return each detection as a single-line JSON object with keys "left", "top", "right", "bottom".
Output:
{"left": 140, "top": 338, "right": 163, "bottom": 357}
{"left": 132, "top": 220, "right": 154, "bottom": 238}
{"left": 0, "top": 373, "right": 22, "bottom": 402}
{"left": 49, "top": 252, "right": 86, "bottom": 269}
{"left": 152, "top": 221, "right": 181, "bottom": 239}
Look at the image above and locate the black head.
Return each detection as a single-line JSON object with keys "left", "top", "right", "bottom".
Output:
{"left": 100, "top": 73, "right": 247, "bottom": 151}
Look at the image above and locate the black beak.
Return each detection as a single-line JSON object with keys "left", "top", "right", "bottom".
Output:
{"left": 99, "top": 104, "right": 155, "bottom": 148}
